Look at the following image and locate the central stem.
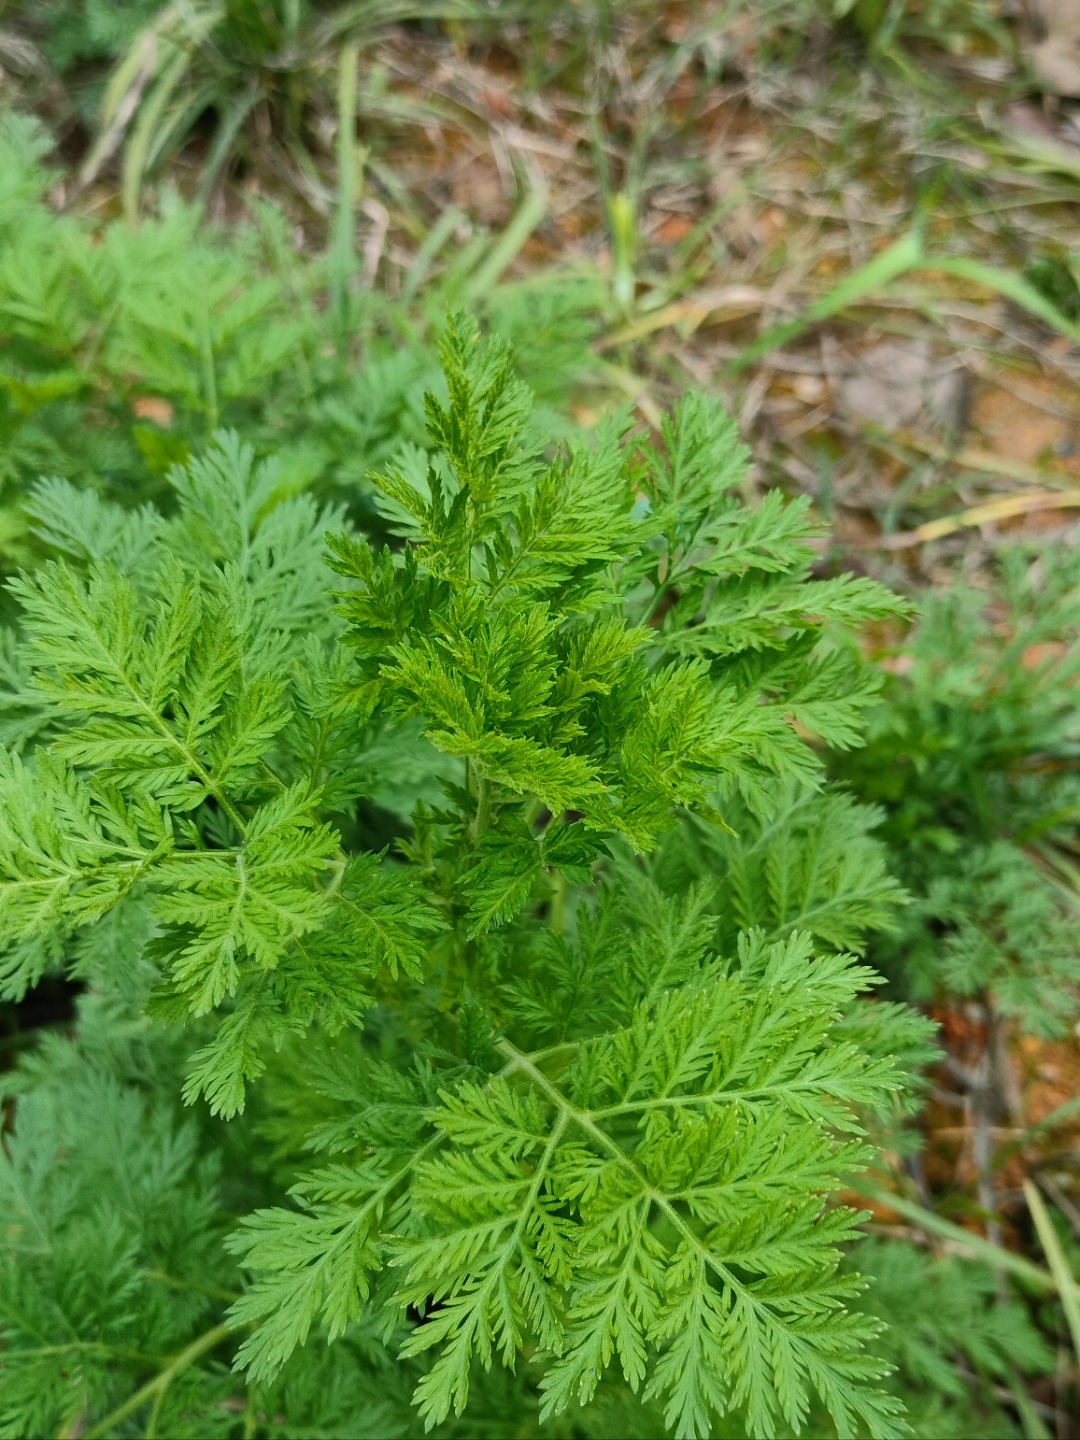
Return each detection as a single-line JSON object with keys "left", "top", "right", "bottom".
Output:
{"left": 549, "top": 868, "right": 566, "bottom": 934}
{"left": 469, "top": 761, "right": 491, "bottom": 841}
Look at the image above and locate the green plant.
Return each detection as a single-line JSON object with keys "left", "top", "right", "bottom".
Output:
{"left": 11, "top": 4, "right": 1080, "bottom": 1430}
{"left": 846, "top": 1238, "right": 1053, "bottom": 1438}
{"left": 834, "top": 543, "right": 1080, "bottom": 1037}
{"left": 0, "top": 316, "right": 935, "bottom": 1438}
{"left": 832, "top": 0, "right": 1012, "bottom": 64}
{"left": 833, "top": 542, "right": 1080, "bottom": 1301}
{"left": 74, "top": 0, "right": 481, "bottom": 219}
{"left": 0, "top": 982, "right": 489, "bottom": 1440}
{"left": 0, "top": 113, "right": 605, "bottom": 571}
{"left": 0, "top": 111, "right": 379, "bottom": 531}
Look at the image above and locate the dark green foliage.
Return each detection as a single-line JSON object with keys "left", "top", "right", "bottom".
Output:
{"left": 1025, "top": 255, "right": 1080, "bottom": 324}
{"left": 22, "top": 0, "right": 162, "bottom": 74}
{"left": 0, "top": 999, "right": 234, "bottom": 1440}
{"left": 834, "top": 543, "right": 1080, "bottom": 1034}
{"left": 645, "top": 780, "right": 907, "bottom": 958}
{"left": 0, "top": 986, "right": 540, "bottom": 1440}
{"left": 848, "top": 1238, "right": 1053, "bottom": 1438}
{"left": 0, "top": 114, "right": 604, "bottom": 570}
{"left": 0, "top": 114, "right": 306, "bottom": 511}
{"left": 0, "top": 315, "right": 939, "bottom": 1439}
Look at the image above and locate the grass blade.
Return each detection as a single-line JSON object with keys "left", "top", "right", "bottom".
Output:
{"left": 725, "top": 231, "right": 925, "bottom": 371}
{"left": 995, "top": 1095, "right": 1080, "bottom": 1171}
{"left": 403, "top": 205, "right": 466, "bottom": 301}
{"left": 852, "top": 1183, "right": 1062, "bottom": 1293}
{"left": 79, "top": 28, "right": 159, "bottom": 188}
{"left": 464, "top": 177, "right": 547, "bottom": 302}
{"left": 121, "top": 47, "right": 191, "bottom": 224}
{"left": 725, "top": 232, "right": 1080, "bottom": 374}
{"left": 1024, "top": 1178, "right": 1080, "bottom": 1360}
{"left": 869, "top": 489, "right": 1080, "bottom": 548}
{"left": 927, "top": 255, "right": 1080, "bottom": 344}
{"left": 195, "top": 82, "right": 260, "bottom": 204}
{"left": 332, "top": 40, "right": 362, "bottom": 310}
{"left": 885, "top": 427, "right": 1080, "bottom": 490}
{"left": 1005, "top": 1361, "right": 1053, "bottom": 1440}
{"left": 609, "top": 189, "right": 637, "bottom": 311}
{"left": 598, "top": 285, "right": 772, "bottom": 350}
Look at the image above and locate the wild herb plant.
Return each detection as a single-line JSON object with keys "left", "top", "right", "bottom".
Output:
{"left": 0, "top": 315, "right": 937, "bottom": 1438}
{"left": 0, "top": 113, "right": 603, "bottom": 570}
{"left": 0, "top": 114, "right": 308, "bottom": 512}
{"left": 834, "top": 543, "right": 1080, "bottom": 1038}
{"left": 846, "top": 1238, "right": 1053, "bottom": 1439}
{"left": 833, "top": 543, "right": 1080, "bottom": 1301}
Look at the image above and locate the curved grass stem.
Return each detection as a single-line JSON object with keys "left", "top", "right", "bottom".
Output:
{"left": 82, "top": 1321, "right": 249, "bottom": 1440}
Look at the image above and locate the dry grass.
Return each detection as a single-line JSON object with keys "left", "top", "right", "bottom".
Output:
{"left": 61, "top": 1, "right": 1079, "bottom": 596}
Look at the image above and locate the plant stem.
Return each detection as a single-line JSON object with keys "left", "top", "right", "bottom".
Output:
{"left": 199, "top": 301, "right": 218, "bottom": 435}
{"left": 144, "top": 1384, "right": 166, "bottom": 1440}
{"left": 852, "top": 1184, "right": 1066, "bottom": 1296}
{"left": 549, "top": 868, "right": 566, "bottom": 934}
{"left": 469, "top": 761, "right": 491, "bottom": 841}
{"left": 82, "top": 1322, "right": 247, "bottom": 1440}
{"left": 243, "top": 1381, "right": 259, "bottom": 1440}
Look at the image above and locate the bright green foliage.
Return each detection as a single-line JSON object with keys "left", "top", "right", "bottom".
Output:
{"left": 0, "top": 114, "right": 303, "bottom": 507}
{"left": 641, "top": 781, "right": 936, "bottom": 1131}
{"left": 328, "top": 338, "right": 901, "bottom": 863}
{"left": 0, "top": 434, "right": 442, "bottom": 1115}
{"left": 835, "top": 543, "right": 1080, "bottom": 1034}
{"left": 0, "top": 13, "right": 1071, "bottom": 1439}
{"left": 230, "top": 919, "right": 908, "bottom": 1439}
{"left": 236, "top": 318, "right": 915, "bottom": 1440}
{"left": 0, "top": 815, "right": 928, "bottom": 1439}
{"left": 0, "top": 318, "right": 930, "bottom": 1438}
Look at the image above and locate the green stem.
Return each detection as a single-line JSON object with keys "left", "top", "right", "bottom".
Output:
{"left": 495, "top": 1039, "right": 785, "bottom": 1313}
{"left": 464, "top": 177, "right": 547, "bottom": 302}
{"left": 403, "top": 204, "right": 465, "bottom": 301}
{"left": 144, "top": 1384, "right": 166, "bottom": 1440}
{"left": 243, "top": 1381, "right": 259, "bottom": 1440}
{"left": 641, "top": 577, "right": 672, "bottom": 629}
{"left": 852, "top": 1184, "right": 1064, "bottom": 1296}
{"left": 199, "top": 301, "right": 218, "bottom": 436}
{"left": 1025, "top": 1178, "right": 1080, "bottom": 1359}
{"left": 468, "top": 761, "right": 491, "bottom": 841}
{"left": 83, "top": 1322, "right": 247, "bottom": 1440}
{"left": 549, "top": 868, "right": 566, "bottom": 935}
